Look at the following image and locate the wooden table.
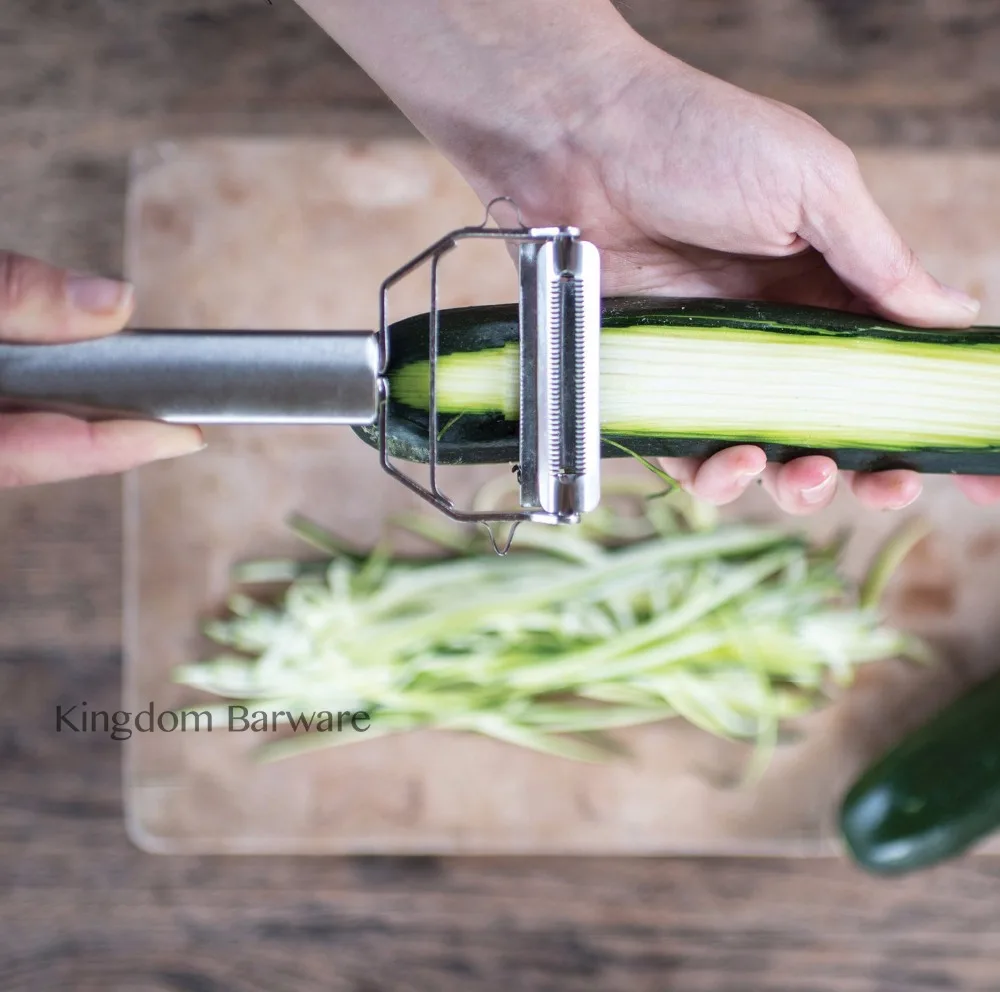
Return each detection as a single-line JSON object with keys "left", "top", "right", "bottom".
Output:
{"left": 4, "top": 2, "right": 1000, "bottom": 988}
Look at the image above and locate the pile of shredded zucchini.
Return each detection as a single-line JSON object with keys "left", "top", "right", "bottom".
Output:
{"left": 173, "top": 479, "right": 929, "bottom": 767}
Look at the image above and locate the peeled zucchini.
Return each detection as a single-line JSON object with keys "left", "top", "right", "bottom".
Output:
{"left": 355, "top": 297, "right": 1000, "bottom": 475}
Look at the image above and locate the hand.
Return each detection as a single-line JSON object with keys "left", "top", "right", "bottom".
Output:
{"left": 0, "top": 252, "right": 204, "bottom": 488}
{"left": 453, "top": 43, "right": 995, "bottom": 514}
{"left": 294, "top": 0, "right": 998, "bottom": 513}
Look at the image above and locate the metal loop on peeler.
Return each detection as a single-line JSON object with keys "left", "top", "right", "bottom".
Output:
{"left": 479, "top": 195, "right": 527, "bottom": 230}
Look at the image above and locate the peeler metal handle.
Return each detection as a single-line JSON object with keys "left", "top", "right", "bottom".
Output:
{"left": 0, "top": 330, "right": 380, "bottom": 424}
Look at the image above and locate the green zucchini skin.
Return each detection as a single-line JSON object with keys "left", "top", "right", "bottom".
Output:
{"left": 353, "top": 297, "right": 1000, "bottom": 474}
{"left": 839, "top": 668, "right": 1000, "bottom": 875}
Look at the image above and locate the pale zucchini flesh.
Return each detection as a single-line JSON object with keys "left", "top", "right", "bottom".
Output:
{"left": 392, "top": 325, "right": 1000, "bottom": 451}
{"left": 354, "top": 298, "right": 1000, "bottom": 474}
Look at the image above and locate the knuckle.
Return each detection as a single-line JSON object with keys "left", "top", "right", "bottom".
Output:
{"left": 811, "top": 139, "right": 861, "bottom": 198}
{"left": 0, "top": 251, "right": 54, "bottom": 328}
{"left": 829, "top": 138, "right": 860, "bottom": 175}
{"left": 775, "top": 98, "right": 831, "bottom": 143}
{"left": 875, "top": 245, "right": 918, "bottom": 298}
{"left": 0, "top": 251, "right": 30, "bottom": 316}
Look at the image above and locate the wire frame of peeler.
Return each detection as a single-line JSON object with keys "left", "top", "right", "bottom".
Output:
{"left": 375, "top": 198, "right": 602, "bottom": 555}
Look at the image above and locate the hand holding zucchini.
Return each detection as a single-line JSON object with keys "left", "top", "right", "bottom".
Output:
{"left": 357, "top": 297, "right": 1000, "bottom": 478}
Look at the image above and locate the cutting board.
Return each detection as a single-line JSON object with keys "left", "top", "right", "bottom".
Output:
{"left": 122, "top": 139, "right": 1000, "bottom": 855}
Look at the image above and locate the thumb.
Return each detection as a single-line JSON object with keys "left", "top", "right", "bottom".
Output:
{"left": 0, "top": 251, "right": 134, "bottom": 342}
{"left": 797, "top": 153, "right": 980, "bottom": 328}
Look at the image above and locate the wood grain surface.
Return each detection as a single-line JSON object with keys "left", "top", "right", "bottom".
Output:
{"left": 5, "top": 1, "right": 1000, "bottom": 988}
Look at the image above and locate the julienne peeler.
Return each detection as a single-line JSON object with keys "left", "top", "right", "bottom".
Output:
{"left": 0, "top": 199, "right": 602, "bottom": 554}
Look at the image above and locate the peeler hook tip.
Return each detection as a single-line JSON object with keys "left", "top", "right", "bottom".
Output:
{"left": 481, "top": 196, "right": 526, "bottom": 231}
{"left": 483, "top": 520, "right": 521, "bottom": 556}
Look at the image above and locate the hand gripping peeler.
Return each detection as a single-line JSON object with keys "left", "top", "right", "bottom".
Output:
{"left": 0, "top": 200, "right": 601, "bottom": 554}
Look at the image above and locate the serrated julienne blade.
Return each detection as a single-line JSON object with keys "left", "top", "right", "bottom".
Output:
{"left": 518, "top": 233, "right": 601, "bottom": 521}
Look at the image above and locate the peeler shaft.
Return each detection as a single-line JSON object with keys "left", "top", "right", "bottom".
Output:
{"left": 0, "top": 330, "right": 380, "bottom": 424}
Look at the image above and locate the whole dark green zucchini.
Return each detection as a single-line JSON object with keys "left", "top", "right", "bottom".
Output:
{"left": 353, "top": 297, "right": 1000, "bottom": 475}
{"left": 839, "top": 667, "right": 1000, "bottom": 875}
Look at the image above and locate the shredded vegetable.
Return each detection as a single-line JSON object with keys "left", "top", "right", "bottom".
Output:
{"left": 173, "top": 481, "right": 928, "bottom": 766}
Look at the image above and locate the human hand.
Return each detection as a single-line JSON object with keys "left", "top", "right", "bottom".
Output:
{"left": 0, "top": 252, "right": 204, "bottom": 487}
{"left": 447, "top": 36, "right": 995, "bottom": 514}
{"left": 293, "top": 0, "right": 996, "bottom": 514}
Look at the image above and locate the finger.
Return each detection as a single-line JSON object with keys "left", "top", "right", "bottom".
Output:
{"left": 798, "top": 149, "right": 980, "bottom": 329}
{"left": 659, "top": 444, "right": 767, "bottom": 506}
{"left": 687, "top": 445, "right": 766, "bottom": 504}
{"left": 658, "top": 447, "right": 766, "bottom": 503}
{"left": 849, "top": 469, "right": 922, "bottom": 510}
{"left": 952, "top": 475, "right": 1000, "bottom": 506}
{"left": 0, "top": 413, "right": 204, "bottom": 488}
{"left": 0, "top": 251, "right": 134, "bottom": 342}
{"left": 759, "top": 455, "right": 838, "bottom": 514}
{"left": 657, "top": 455, "right": 698, "bottom": 490}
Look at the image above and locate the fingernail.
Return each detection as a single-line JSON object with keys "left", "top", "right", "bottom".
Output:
{"left": 726, "top": 468, "right": 763, "bottom": 499}
{"left": 942, "top": 284, "right": 981, "bottom": 316}
{"left": 885, "top": 483, "right": 921, "bottom": 510}
{"left": 67, "top": 274, "right": 134, "bottom": 314}
{"left": 800, "top": 473, "right": 836, "bottom": 503}
{"left": 887, "top": 493, "right": 920, "bottom": 510}
{"left": 150, "top": 426, "right": 206, "bottom": 460}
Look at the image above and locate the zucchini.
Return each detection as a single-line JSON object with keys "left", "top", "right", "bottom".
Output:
{"left": 354, "top": 297, "right": 1000, "bottom": 474}
{"left": 839, "top": 667, "right": 1000, "bottom": 874}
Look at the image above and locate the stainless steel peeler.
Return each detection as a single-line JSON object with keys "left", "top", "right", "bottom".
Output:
{"left": 0, "top": 199, "right": 601, "bottom": 553}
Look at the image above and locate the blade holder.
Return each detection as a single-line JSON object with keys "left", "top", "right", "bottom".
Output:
{"left": 518, "top": 231, "right": 601, "bottom": 523}
{"left": 376, "top": 198, "right": 602, "bottom": 553}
